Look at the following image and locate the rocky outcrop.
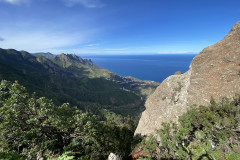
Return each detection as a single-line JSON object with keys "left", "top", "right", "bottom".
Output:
{"left": 108, "top": 153, "right": 122, "bottom": 160}
{"left": 135, "top": 71, "right": 191, "bottom": 135}
{"left": 135, "top": 21, "right": 240, "bottom": 136}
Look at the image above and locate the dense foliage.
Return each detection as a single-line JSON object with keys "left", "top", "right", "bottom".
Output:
{"left": 0, "top": 48, "right": 146, "bottom": 118}
{"left": 0, "top": 80, "right": 137, "bottom": 159}
{"left": 140, "top": 95, "right": 240, "bottom": 159}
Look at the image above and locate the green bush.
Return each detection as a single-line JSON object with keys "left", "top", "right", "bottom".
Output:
{"left": 141, "top": 135, "right": 157, "bottom": 158}
{"left": 0, "top": 151, "right": 25, "bottom": 160}
{"left": 48, "top": 152, "right": 74, "bottom": 160}
{"left": 0, "top": 80, "right": 137, "bottom": 159}
{"left": 225, "top": 152, "right": 240, "bottom": 160}
{"left": 140, "top": 94, "right": 240, "bottom": 159}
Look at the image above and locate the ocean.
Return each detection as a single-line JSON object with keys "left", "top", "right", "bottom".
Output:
{"left": 82, "top": 54, "right": 197, "bottom": 83}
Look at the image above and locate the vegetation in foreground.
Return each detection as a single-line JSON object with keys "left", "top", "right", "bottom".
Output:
{"left": 139, "top": 94, "right": 240, "bottom": 159}
{"left": 1, "top": 79, "right": 239, "bottom": 160}
{"left": 0, "top": 80, "right": 139, "bottom": 160}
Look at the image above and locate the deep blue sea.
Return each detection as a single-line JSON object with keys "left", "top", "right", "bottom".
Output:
{"left": 82, "top": 54, "right": 197, "bottom": 83}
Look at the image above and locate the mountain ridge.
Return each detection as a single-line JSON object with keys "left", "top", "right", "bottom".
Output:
{"left": 33, "top": 52, "right": 55, "bottom": 58}
{"left": 0, "top": 48, "right": 159, "bottom": 118}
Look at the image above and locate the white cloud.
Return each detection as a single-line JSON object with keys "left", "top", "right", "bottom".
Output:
{"left": 0, "top": 0, "right": 30, "bottom": 5}
{"left": 63, "top": 0, "right": 104, "bottom": 8}
{"left": 0, "top": 28, "right": 97, "bottom": 53}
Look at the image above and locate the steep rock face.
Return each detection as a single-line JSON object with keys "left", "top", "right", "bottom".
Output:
{"left": 135, "top": 21, "right": 240, "bottom": 136}
{"left": 188, "top": 21, "right": 240, "bottom": 105}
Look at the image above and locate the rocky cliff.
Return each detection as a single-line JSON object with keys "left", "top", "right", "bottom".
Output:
{"left": 135, "top": 21, "right": 240, "bottom": 136}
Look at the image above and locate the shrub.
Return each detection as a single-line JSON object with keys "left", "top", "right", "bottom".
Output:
{"left": 140, "top": 94, "right": 240, "bottom": 159}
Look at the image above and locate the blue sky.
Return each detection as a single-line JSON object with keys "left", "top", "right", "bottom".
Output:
{"left": 0, "top": 0, "right": 239, "bottom": 54}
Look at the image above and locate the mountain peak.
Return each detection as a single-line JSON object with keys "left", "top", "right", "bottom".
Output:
{"left": 54, "top": 53, "right": 99, "bottom": 70}
{"left": 33, "top": 52, "right": 55, "bottom": 59}
{"left": 59, "top": 53, "right": 82, "bottom": 60}
{"left": 0, "top": 48, "right": 36, "bottom": 62}
{"left": 59, "top": 53, "right": 67, "bottom": 57}
{"left": 230, "top": 20, "right": 240, "bottom": 33}
{"left": 218, "top": 20, "right": 240, "bottom": 44}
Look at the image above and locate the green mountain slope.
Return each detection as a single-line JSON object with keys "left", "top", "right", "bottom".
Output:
{"left": 35, "top": 51, "right": 160, "bottom": 99}
{"left": 0, "top": 48, "right": 159, "bottom": 118}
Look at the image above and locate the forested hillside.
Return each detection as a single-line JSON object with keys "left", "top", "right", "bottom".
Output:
{"left": 0, "top": 48, "right": 159, "bottom": 118}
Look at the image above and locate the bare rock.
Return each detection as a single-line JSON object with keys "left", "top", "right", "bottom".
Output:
{"left": 108, "top": 153, "right": 122, "bottom": 160}
{"left": 135, "top": 21, "right": 240, "bottom": 136}
{"left": 174, "top": 71, "right": 182, "bottom": 75}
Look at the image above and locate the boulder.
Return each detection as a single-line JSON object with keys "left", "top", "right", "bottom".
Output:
{"left": 108, "top": 153, "right": 122, "bottom": 160}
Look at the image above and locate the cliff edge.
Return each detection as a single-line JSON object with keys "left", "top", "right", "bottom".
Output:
{"left": 135, "top": 21, "right": 240, "bottom": 136}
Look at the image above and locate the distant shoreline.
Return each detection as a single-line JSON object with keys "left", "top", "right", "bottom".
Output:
{"left": 82, "top": 54, "right": 197, "bottom": 83}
